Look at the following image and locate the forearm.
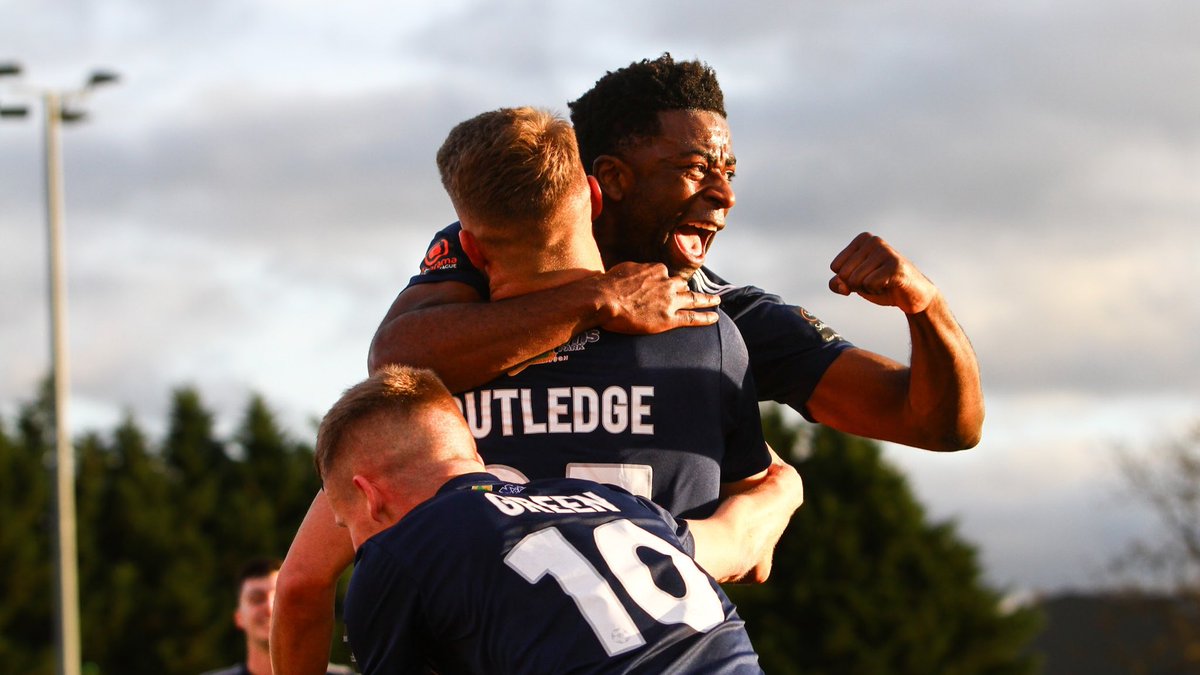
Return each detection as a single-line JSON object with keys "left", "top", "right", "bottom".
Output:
{"left": 689, "top": 500, "right": 773, "bottom": 584}
{"left": 368, "top": 278, "right": 610, "bottom": 391}
{"left": 905, "top": 292, "right": 984, "bottom": 450}
{"left": 271, "top": 492, "right": 356, "bottom": 675}
{"left": 368, "top": 263, "right": 719, "bottom": 390}
{"left": 689, "top": 462, "right": 803, "bottom": 584}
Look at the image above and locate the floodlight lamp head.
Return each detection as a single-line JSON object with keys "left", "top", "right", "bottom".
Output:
{"left": 86, "top": 70, "right": 119, "bottom": 88}
{"left": 1, "top": 105, "right": 30, "bottom": 118}
{"left": 60, "top": 108, "right": 87, "bottom": 123}
{"left": 0, "top": 62, "right": 22, "bottom": 78}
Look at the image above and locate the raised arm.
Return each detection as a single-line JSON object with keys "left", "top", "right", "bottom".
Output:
{"left": 271, "top": 491, "right": 355, "bottom": 675}
{"left": 808, "top": 232, "right": 984, "bottom": 451}
{"left": 688, "top": 450, "right": 804, "bottom": 584}
{"left": 367, "top": 262, "right": 720, "bottom": 392}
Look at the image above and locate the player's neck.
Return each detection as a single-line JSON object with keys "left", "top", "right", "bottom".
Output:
{"left": 490, "top": 265, "right": 602, "bottom": 301}
{"left": 245, "top": 639, "right": 272, "bottom": 675}
{"left": 488, "top": 235, "right": 605, "bottom": 301}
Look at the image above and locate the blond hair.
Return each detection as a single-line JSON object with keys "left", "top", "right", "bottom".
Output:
{"left": 314, "top": 365, "right": 463, "bottom": 485}
{"left": 437, "top": 107, "right": 581, "bottom": 221}
{"left": 436, "top": 107, "right": 587, "bottom": 257}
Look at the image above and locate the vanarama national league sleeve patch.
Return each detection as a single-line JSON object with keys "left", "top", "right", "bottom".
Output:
{"left": 796, "top": 307, "right": 842, "bottom": 343}
{"left": 420, "top": 236, "right": 459, "bottom": 274}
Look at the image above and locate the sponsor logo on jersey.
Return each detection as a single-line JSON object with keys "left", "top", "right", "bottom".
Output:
{"left": 455, "top": 385, "right": 654, "bottom": 439}
{"left": 797, "top": 307, "right": 842, "bottom": 343}
{"left": 420, "top": 237, "right": 459, "bottom": 273}
{"left": 504, "top": 332, "right": 601, "bottom": 370}
{"left": 498, "top": 484, "right": 527, "bottom": 495}
{"left": 557, "top": 330, "right": 600, "bottom": 354}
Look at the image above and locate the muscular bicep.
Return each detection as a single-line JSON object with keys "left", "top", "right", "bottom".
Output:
{"left": 805, "top": 347, "right": 916, "bottom": 444}
{"left": 367, "top": 281, "right": 486, "bottom": 374}
{"left": 387, "top": 280, "right": 486, "bottom": 317}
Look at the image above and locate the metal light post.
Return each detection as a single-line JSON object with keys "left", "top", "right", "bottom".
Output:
{"left": 1, "top": 62, "right": 118, "bottom": 675}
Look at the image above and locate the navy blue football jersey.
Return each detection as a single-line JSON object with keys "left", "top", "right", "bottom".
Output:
{"left": 690, "top": 267, "right": 852, "bottom": 420}
{"left": 343, "top": 474, "right": 764, "bottom": 675}
{"left": 454, "top": 314, "right": 768, "bottom": 519}
{"left": 409, "top": 223, "right": 853, "bottom": 421}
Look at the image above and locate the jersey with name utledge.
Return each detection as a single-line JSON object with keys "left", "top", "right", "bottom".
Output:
{"left": 455, "top": 313, "right": 768, "bottom": 520}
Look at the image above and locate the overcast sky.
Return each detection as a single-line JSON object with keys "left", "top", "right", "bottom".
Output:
{"left": 2, "top": 0, "right": 1197, "bottom": 595}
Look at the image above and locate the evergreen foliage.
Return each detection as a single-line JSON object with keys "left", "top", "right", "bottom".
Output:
{"left": 728, "top": 405, "right": 1043, "bottom": 674}
{"left": 0, "top": 382, "right": 347, "bottom": 674}
{"left": 0, "top": 386, "right": 56, "bottom": 673}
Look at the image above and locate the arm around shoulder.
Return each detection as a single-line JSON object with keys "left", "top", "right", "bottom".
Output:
{"left": 367, "top": 265, "right": 722, "bottom": 391}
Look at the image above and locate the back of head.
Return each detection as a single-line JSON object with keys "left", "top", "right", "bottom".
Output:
{"left": 315, "top": 366, "right": 475, "bottom": 494}
{"left": 568, "top": 53, "right": 727, "bottom": 173}
{"left": 437, "top": 107, "right": 586, "bottom": 254}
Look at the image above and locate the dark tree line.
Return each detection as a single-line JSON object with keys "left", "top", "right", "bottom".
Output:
{"left": 732, "top": 408, "right": 1043, "bottom": 674}
{"left": 0, "top": 383, "right": 1040, "bottom": 674}
{"left": 0, "top": 381, "right": 351, "bottom": 674}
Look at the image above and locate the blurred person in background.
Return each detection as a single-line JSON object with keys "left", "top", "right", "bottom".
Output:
{"left": 200, "top": 557, "right": 352, "bottom": 675}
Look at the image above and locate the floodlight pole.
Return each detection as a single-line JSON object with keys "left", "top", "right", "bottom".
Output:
{"left": 1, "top": 62, "right": 117, "bottom": 675}
{"left": 44, "top": 88, "right": 82, "bottom": 675}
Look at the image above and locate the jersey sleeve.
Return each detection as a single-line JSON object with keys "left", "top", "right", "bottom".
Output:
{"left": 343, "top": 543, "right": 430, "bottom": 674}
{"left": 716, "top": 312, "right": 773, "bottom": 483}
{"left": 633, "top": 493, "right": 699, "bottom": 558}
{"left": 693, "top": 267, "right": 854, "bottom": 421}
{"left": 405, "top": 222, "right": 491, "bottom": 299}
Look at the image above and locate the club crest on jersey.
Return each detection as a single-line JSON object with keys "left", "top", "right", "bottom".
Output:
{"left": 420, "top": 237, "right": 459, "bottom": 274}
{"left": 796, "top": 307, "right": 842, "bottom": 343}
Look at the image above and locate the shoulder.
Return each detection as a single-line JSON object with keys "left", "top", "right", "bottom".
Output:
{"left": 417, "top": 222, "right": 466, "bottom": 274}
{"left": 695, "top": 267, "right": 847, "bottom": 344}
{"left": 406, "top": 221, "right": 490, "bottom": 298}
{"left": 691, "top": 267, "right": 781, "bottom": 317}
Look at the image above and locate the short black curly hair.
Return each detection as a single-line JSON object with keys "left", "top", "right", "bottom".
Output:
{"left": 568, "top": 53, "right": 727, "bottom": 173}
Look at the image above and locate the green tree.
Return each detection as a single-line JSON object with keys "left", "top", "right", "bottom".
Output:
{"left": 0, "top": 389, "right": 56, "bottom": 674}
{"left": 729, "top": 407, "right": 1042, "bottom": 675}
{"left": 77, "top": 414, "right": 184, "bottom": 673}
{"left": 0, "top": 380, "right": 350, "bottom": 674}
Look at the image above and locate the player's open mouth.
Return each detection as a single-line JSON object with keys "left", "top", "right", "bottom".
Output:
{"left": 670, "top": 224, "right": 717, "bottom": 269}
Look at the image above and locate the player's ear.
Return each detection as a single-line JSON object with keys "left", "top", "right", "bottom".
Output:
{"left": 587, "top": 175, "right": 603, "bottom": 222}
{"left": 592, "top": 155, "right": 630, "bottom": 202}
{"left": 458, "top": 227, "right": 488, "bottom": 272}
{"left": 352, "top": 475, "right": 386, "bottom": 522}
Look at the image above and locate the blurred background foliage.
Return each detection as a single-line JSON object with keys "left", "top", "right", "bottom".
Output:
{"left": 0, "top": 380, "right": 351, "bottom": 674}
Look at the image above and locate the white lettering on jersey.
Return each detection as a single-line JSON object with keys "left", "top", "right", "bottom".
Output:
{"left": 484, "top": 491, "right": 622, "bottom": 516}
{"left": 457, "top": 386, "right": 654, "bottom": 439}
